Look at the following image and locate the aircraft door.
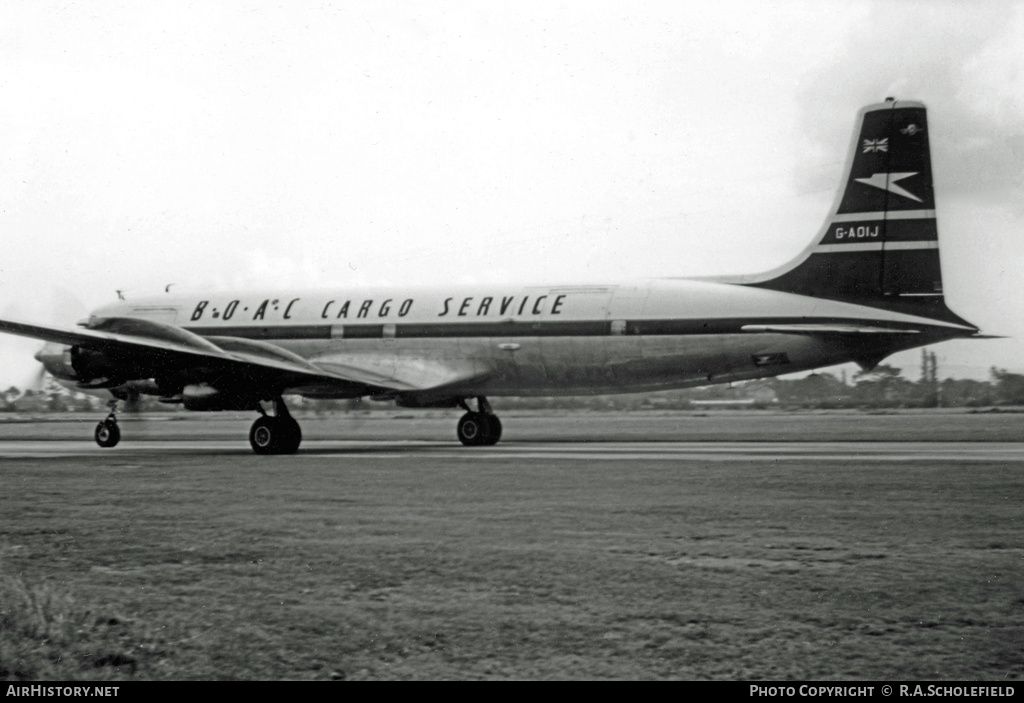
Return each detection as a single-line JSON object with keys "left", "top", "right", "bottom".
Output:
{"left": 604, "top": 284, "right": 650, "bottom": 388}
{"left": 541, "top": 286, "right": 613, "bottom": 390}
{"left": 488, "top": 286, "right": 615, "bottom": 393}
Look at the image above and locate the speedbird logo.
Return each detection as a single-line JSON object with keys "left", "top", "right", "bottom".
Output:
{"left": 854, "top": 172, "right": 922, "bottom": 202}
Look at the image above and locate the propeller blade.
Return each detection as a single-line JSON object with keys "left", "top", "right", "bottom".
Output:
{"left": 28, "top": 363, "right": 48, "bottom": 392}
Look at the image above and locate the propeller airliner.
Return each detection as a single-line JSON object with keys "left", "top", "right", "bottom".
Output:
{"left": 0, "top": 99, "right": 985, "bottom": 453}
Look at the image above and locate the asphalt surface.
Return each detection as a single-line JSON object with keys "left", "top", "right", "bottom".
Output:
{"left": 4, "top": 438, "right": 1024, "bottom": 463}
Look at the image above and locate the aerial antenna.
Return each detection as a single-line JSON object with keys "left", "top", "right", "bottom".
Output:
{"left": 165, "top": 283, "right": 175, "bottom": 293}
{"left": 116, "top": 290, "right": 126, "bottom": 301}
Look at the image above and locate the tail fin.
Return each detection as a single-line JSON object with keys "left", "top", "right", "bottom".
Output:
{"left": 738, "top": 99, "right": 972, "bottom": 327}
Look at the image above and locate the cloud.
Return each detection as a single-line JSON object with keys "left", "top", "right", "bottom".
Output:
{"left": 796, "top": 1, "right": 1024, "bottom": 200}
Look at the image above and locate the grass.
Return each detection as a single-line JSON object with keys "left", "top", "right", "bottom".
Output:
{"left": 0, "top": 412, "right": 1022, "bottom": 679}
{"left": 0, "top": 566, "right": 168, "bottom": 680}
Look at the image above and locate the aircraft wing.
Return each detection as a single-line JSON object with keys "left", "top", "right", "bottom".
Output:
{"left": 0, "top": 316, "right": 403, "bottom": 395}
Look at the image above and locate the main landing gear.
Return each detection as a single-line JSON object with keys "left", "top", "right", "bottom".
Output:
{"left": 457, "top": 396, "right": 502, "bottom": 446}
{"left": 94, "top": 398, "right": 121, "bottom": 448}
{"left": 249, "top": 397, "right": 302, "bottom": 455}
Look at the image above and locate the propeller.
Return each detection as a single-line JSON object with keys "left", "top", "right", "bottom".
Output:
{"left": 26, "top": 364, "right": 49, "bottom": 393}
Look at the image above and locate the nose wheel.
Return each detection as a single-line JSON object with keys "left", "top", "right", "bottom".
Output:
{"left": 94, "top": 418, "right": 121, "bottom": 448}
{"left": 94, "top": 399, "right": 121, "bottom": 448}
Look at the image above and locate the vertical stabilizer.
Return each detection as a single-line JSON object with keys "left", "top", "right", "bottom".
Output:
{"left": 734, "top": 99, "right": 971, "bottom": 326}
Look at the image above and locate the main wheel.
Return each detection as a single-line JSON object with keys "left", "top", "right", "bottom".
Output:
{"left": 481, "top": 415, "right": 502, "bottom": 446}
{"left": 276, "top": 417, "right": 302, "bottom": 454}
{"left": 249, "top": 416, "right": 277, "bottom": 454}
{"left": 249, "top": 416, "right": 302, "bottom": 454}
{"left": 457, "top": 412, "right": 486, "bottom": 446}
{"left": 94, "top": 420, "right": 120, "bottom": 448}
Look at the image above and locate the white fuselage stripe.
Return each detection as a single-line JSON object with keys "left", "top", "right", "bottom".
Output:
{"left": 831, "top": 209, "right": 935, "bottom": 222}
{"left": 814, "top": 241, "right": 938, "bottom": 254}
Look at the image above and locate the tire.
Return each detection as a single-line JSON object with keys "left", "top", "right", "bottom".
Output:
{"left": 277, "top": 417, "right": 302, "bottom": 454}
{"left": 94, "top": 420, "right": 120, "bottom": 448}
{"left": 249, "top": 416, "right": 303, "bottom": 455}
{"left": 249, "top": 416, "right": 277, "bottom": 455}
{"left": 457, "top": 412, "right": 486, "bottom": 446}
{"left": 481, "top": 415, "right": 502, "bottom": 446}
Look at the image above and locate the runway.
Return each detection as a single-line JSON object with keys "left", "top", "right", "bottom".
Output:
{"left": 4, "top": 438, "right": 1024, "bottom": 462}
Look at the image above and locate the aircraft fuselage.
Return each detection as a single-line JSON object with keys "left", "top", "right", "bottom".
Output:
{"left": 79, "top": 278, "right": 968, "bottom": 399}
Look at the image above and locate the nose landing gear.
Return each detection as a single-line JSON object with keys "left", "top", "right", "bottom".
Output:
{"left": 94, "top": 399, "right": 121, "bottom": 448}
{"left": 457, "top": 396, "right": 503, "bottom": 446}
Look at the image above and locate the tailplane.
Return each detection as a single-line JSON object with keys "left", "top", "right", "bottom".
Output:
{"left": 728, "top": 99, "right": 973, "bottom": 327}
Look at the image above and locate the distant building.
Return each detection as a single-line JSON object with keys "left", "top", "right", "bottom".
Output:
{"left": 690, "top": 398, "right": 762, "bottom": 409}
{"left": 689, "top": 380, "right": 778, "bottom": 408}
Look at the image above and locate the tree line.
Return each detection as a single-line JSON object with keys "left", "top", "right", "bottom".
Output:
{"left": 488, "top": 365, "right": 1024, "bottom": 411}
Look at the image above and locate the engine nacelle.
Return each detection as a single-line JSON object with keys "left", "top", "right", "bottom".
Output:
{"left": 181, "top": 383, "right": 259, "bottom": 411}
{"left": 34, "top": 343, "right": 78, "bottom": 381}
{"left": 395, "top": 394, "right": 463, "bottom": 409}
{"left": 69, "top": 345, "right": 126, "bottom": 385}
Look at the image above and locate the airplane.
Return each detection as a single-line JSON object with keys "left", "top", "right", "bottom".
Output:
{"left": 0, "top": 98, "right": 987, "bottom": 454}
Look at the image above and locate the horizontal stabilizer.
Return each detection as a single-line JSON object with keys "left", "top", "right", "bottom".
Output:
{"left": 741, "top": 323, "right": 920, "bottom": 335}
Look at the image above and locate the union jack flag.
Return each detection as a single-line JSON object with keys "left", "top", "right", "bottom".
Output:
{"left": 863, "top": 138, "right": 888, "bottom": 153}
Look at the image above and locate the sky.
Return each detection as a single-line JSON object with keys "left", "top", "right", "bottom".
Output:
{"left": 0, "top": 0, "right": 1022, "bottom": 387}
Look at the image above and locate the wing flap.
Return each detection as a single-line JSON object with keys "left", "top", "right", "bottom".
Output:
{"left": 312, "top": 352, "right": 487, "bottom": 394}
